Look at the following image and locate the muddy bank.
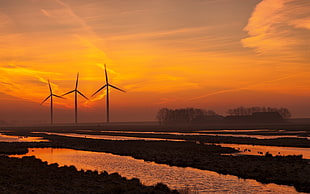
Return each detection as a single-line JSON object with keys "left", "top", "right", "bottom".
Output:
{"left": 0, "top": 142, "right": 52, "bottom": 155}
{"left": 0, "top": 155, "right": 178, "bottom": 194}
{"left": 35, "top": 135, "right": 310, "bottom": 193}
{"left": 1, "top": 132, "right": 310, "bottom": 193}
{"left": 4, "top": 127, "right": 310, "bottom": 148}
{"left": 2, "top": 121, "right": 310, "bottom": 133}
{"left": 67, "top": 131, "right": 310, "bottom": 148}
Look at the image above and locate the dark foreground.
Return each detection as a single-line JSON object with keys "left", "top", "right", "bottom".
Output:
{"left": 1, "top": 138, "right": 310, "bottom": 193}
{"left": 45, "top": 136, "right": 310, "bottom": 193}
{"left": 0, "top": 155, "right": 178, "bottom": 194}
{"left": 1, "top": 122, "right": 310, "bottom": 193}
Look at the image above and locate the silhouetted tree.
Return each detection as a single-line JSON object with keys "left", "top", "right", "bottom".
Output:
{"left": 205, "top": 110, "right": 217, "bottom": 116}
{"left": 277, "top": 107, "right": 291, "bottom": 118}
{"left": 156, "top": 108, "right": 222, "bottom": 124}
{"left": 227, "top": 106, "right": 291, "bottom": 118}
{"left": 156, "top": 108, "right": 170, "bottom": 124}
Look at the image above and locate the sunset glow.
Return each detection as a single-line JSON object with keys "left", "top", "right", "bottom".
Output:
{"left": 0, "top": 0, "right": 309, "bottom": 123}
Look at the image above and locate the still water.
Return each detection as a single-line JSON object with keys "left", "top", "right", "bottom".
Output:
{"left": 33, "top": 132, "right": 310, "bottom": 159}
{"left": 34, "top": 132, "right": 184, "bottom": 142}
{"left": 205, "top": 133, "right": 310, "bottom": 140}
{"left": 99, "top": 130, "right": 310, "bottom": 140}
{"left": 0, "top": 133, "right": 47, "bottom": 142}
{"left": 35, "top": 132, "right": 310, "bottom": 159}
{"left": 217, "top": 143, "right": 310, "bottom": 159}
{"left": 12, "top": 148, "right": 303, "bottom": 194}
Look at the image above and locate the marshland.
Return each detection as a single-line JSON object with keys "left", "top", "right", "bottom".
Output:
{"left": 1, "top": 121, "right": 310, "bottom": 193}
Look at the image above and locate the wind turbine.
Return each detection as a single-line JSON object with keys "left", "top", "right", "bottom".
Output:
{"left": 62, "top": 73, "right": 89, "bottom": 124}
{"left": 41, "top": 80, "right": 64, "bottom": 125}
{"left": 92, "top": 64, "right": 125, "bottom": 123}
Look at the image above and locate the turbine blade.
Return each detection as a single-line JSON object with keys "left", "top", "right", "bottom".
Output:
{"left": 40, "top": 95, "right": 51, "bottom": 105}
{"left": 109, "top": 84, "right": 126, "bottom": 92}
{"left": 77, "top": 90, "right": 89, "bottom": 100}
{"left": 53, "top": 94, "right": 65, "bottom": 99}
{"left": 75, "top": 72, "right": 79, "bottom": 89}
{"left": 92, "top": 84, "right": 107, "bottom": 97}
{"left": 48, "top": 80, "right": 52, "bottom": 94}
{"left": 104, "top": 64, "right": 109, "bottom": 83}
{"left": 61, "top": 90, "right": 75, "bottom": 96}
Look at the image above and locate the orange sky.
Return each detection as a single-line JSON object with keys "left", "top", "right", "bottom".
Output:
{"left": 0, "top": 0, "right": 309, "bottom": 123}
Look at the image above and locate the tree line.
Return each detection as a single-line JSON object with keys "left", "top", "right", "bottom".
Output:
{"left": 156, "top": 106, "right": 291, "bottom": 124}
{"left": 227, "top": 106, "right": 291, "bottom": 118}
{"left": 156, "top": 108, "right": 221, "bottom": 124}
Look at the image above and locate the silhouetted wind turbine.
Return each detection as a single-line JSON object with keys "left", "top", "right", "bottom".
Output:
{"left": 92, "top": 64, "right": 125, "bottom": 123}
{"left": 62, "top": 73, "right": 89, "bottom": 124}
{"left": 41, "top": 80, "right": 64, "bottom": 125}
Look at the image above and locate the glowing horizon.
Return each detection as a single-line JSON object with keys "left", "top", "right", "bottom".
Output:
{"left": 0, "top": 0, "right": 309, "bottom": 123}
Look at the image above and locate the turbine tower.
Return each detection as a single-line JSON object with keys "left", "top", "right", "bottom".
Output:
{"left": 62, "top": 73, "right": 89, "bottom": 124}
{"left": 92, "top": 64, "right": 125, "bottom": 123}
{"left": 41, "top": 80, "right": 64, "bottom": 125}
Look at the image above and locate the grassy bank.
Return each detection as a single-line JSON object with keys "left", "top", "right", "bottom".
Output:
{"left": 3, "top": 134, "right": 309, "bottom": 193}
{"left": 0, "top": 155, "right": 178, "bottom": 193}
{"left": 1, "top": 125, "right": 310, "bottom": 193}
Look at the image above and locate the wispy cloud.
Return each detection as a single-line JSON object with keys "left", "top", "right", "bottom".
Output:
{"left": 289, "top": 17, "right": 310, "bottom": 30}
{"left": 242, "top": 0, "right": 310, "bottom": 59}
{"left": 0, "top": 12, "right": 10, "bottom": 26}
{"left": 53, "top": 0, "right": 93, "bottom": 33}
{"left": 190, "top": 73, "right": 304, "bottom": 101}
{"left": 0, "top": 65, "right": 62, "bottom": 102}
{"left": 107, "top": 26, "right": 214, "bottom": 40}
{"left": 125, "top": 73, "right": 199, "bottom": 93}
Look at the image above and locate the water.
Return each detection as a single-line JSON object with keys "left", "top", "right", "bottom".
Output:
{"left": 32, "top": 132, "right": 310, "bottom": 159}
{"left": 0, "top": 133, "right": 47, "bottom": 142}
{"left": 99, "top": 130, "right": 310, "bottom": 140}
{"left": 100, "top": 130, "right": 205, "bottom": 136}
{"left": 33, "top": 132, "right": 184, "bottom": 142}
{"left": 99, "top": 130, "right": 277, "bottom": 137}
{"left": 43, "top": 130, "right": 310, "bottom": 142}
{"left": 217, "top": 143, "right": 310, "bottom": 159}
{"left": 197, "top": 129, "right": 273, "bottom": 133}
{"left": 11, "top": 148, "right": 304, "bottom": 193}
{"left": 205, "top": 133, "right": 310, "bottom": 140}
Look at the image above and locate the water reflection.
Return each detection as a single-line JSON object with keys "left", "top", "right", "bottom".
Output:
{"left": 100, "top": 129, "right": 273, "bottom": 134}
{"left": 99, "top": 130, "right": 310, "bottom": 140}
{"left": 0, "top": 133, "right": 48, "bottom": 142}
{"left": 197, "top": 129, "right": 273, "bottom": 133}
{"left": 206, "top": 133, "right": 310, "bottom": 140}
{"left": 217, "top": 143, "right": 310, "bottom": 159}
{"left": 100, "top": 130, "right": 275, "bottom": 136}
{"left": 12, "top": 148, "right": 302, "bottom": 194}
{"left": 34, "top": 132, "right": 184, "bottom": 142}
{"left": 100, "top": 130, "right": 204, "bottom": 136}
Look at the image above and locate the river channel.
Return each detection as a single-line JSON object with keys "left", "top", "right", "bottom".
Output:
{"left": 34, "top": 132, "right": 310, "bottom": 159}
{"left": 0, "top": 133, "right": 47, "bottom": 142}
{"left": 11, "top": 148, "right": 304, "bottom": 193}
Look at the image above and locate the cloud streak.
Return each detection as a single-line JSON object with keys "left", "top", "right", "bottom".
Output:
{"left": 190, "top": 73, "right": 304, "bottom": 101}
{"left": 242, "top": 0, "right": 310, "bottom": 59}
{"left": 0, "top": 65, "right": 62, "bottom": 103}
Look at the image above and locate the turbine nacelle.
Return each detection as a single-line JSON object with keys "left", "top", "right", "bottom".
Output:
{"left": 92, "top": 65, "right": 126, "bottom": 97}
{"left": 62, "top": 73, "right": 89, "bottom": 100}
{"left": 41, "top": 80, "right": 65, "bottom": 105}
{"left": 40, "top": 94, "right": 64, "bottom": 105}
{"left": 61, "top": 72, "right": 89, "bottom": 124}
{"left": 92, "top": 64, "right": 125, "bottom": 123}
{"left": 41, "top": 80, "right": 64, "bottom": 124}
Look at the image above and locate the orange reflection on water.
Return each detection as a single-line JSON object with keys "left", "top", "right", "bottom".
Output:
{"left": 218, "top": 143, "right": 310, "bottom": 159}
{"left": 34, "top": 132, "right": 184, "bottom": 142}
{"left": 11, "top": 148, "right": 303, "bottom": 193}
{"left": 0, "top": 133, "right": 48, "bottom": 142}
